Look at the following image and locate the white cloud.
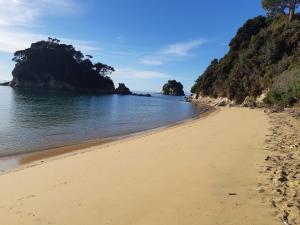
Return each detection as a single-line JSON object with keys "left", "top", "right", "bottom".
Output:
{"left": 0, "top": 0, "right": 96, "bottom": 54}
{"left": 161, "top": 39, "right": 205, "bottom": 57}
{"left": 0, "top": 0, "right": 76, "bottom": 27}
{"left": 140, "top": 39, "right": 206, "bottom": 66}
{"left": 0, "top": 30, "right": 43, "bottom": 53}
{"left": 113, "top": 68, "right": 169, "bottom": 80}
{"left": 0, "top": 29, "right": 101, "bottom": 54}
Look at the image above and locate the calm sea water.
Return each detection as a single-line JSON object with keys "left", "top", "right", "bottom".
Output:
{"left": 0, "top": 86, "right": 199, "bottom": 157}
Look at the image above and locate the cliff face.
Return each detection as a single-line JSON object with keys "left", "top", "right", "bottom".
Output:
{"left": 9, "top": 38, "right": 115, "bottom": 94}
{"left": 162, "top": 80, "right": 185, "bottom": 96}
{"left": 191, "top": 15, "right": 300, "bottom": 104}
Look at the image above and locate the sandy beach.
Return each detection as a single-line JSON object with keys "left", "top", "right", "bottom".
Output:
{"left": 0, "top": 107, "right": 281, "bottom": 225}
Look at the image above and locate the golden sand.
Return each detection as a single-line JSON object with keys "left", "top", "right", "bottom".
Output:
{"left": 0, "top": 107, "right": 280, "bottom": 225}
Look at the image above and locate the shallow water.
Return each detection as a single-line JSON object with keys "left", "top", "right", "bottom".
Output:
{"left": 0, "top": 86, "right": 199, "bottom": 157}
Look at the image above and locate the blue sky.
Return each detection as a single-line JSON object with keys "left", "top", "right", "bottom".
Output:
{"left": 0, "top": 0, "right": 265, "bottom": 91}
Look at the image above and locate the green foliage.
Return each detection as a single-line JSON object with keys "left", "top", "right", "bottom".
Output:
{"left": 12, "top": 38, "right": 115, "bottom": 92}
{"left": 191, "top": 15, "right": 300, "bottom": 104}
{"left": 262, "top": 0, "right": 286, "bottom": 17}
{"left": 265, "top": 65, "right": 300, "bottom": 106}
{"left": 229, "top": 16, "right": 267, "bottom": 50}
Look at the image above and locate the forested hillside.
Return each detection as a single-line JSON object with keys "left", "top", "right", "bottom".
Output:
{"left": 191, "top": 7, "right": 300, "bottom": 106}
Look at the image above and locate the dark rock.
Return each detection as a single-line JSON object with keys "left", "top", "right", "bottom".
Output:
{"left": 132, "top": 93, "right": 152, "bottom": 97}
{"left": 115, "top": 83, "right": 132, "bottom": 95}
{"left": 162, "top": 80, "right": 184, "bottom": 96}
{"left": 0, "top": 82, "right": 10, "bottom": 86}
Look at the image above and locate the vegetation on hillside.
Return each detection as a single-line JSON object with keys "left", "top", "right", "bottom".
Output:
{"left": 191, "top": 4, "right": 300, "bottom": 105}
{"left": 11, "top": 38, "right": 115, "bottom": 93}
{"left": 265, "top": 65, "right": 300, "bottom": 106}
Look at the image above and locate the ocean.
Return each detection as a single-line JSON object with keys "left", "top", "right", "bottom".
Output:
{"left": 0, "top": 86, "right": 199, "bottom": 157}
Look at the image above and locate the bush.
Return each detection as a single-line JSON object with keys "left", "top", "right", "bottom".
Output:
{"left": 265, "top": 66, "right": 300, "bottom": 106}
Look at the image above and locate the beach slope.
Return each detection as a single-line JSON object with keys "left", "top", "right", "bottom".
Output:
{"left": 0, "top": 108, "right": 280, "bottom": 225}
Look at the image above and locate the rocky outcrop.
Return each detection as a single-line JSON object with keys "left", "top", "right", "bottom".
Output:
{"left": 241, "top": 96, "right": 257, "bottom": 108}
{"left": 162, "top": 80, "right": 184, "bottom": 96}
{"left": 187, "top": 94, "right": 235, "bottom": 107}
{"left": 115, "top": 84, "right": 152, "bottom": 97}
{"left": 187, "top": 91, "right": 269, "bottom": 108}
{"left": 115, "top": 83, "right": 132, "bottom": 95}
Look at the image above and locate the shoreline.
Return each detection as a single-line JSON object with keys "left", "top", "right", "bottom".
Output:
{"left": 0, "top": 107, "right": 281, "bottom": 225}
{"left": 0, "top": 104, "right": 215, "bottom": 173}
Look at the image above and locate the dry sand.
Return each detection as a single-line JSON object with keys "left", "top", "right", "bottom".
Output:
{"left": 0, "top": 107, "right": 281, "bottom": 225}
{"left": 263, "top": 108, "right": 300, "bottom": 225}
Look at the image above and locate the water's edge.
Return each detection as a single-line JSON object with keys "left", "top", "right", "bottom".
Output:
{"left": 0, "top": 104, "right": 215, "bottom": 173}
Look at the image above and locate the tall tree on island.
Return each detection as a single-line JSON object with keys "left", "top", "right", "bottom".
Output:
{"left": 262, "top": 0, "right": 300, "bottom": 21}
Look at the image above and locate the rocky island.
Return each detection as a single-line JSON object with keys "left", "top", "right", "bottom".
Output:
{"left": 114, "top": 83, "right": 151, "bottom": 97}
{"left": 115, "top": 83, "right": 132, "bottom": 95}
{"left": 162, "top": 80, "right": 185, "bottom": 96}
{"left": 4, "top": 38, "right": 116, "bottom": 94}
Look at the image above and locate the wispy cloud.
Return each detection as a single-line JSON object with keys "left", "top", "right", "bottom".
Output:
{"left": 161, "top": 39, "right": 205, "bottom": 57}
{"left": 0, "top": 0, "right": 77, "bottom": 27}
{"left": 141, "top": 39, "right": 206, "bottom": 66}
{"left": 0, "top": 29, "right": 101, "bottom": 54}
{"left": 0, "top": 30, "right": 43, "bottom": 53}
{"left": 113, "top": 68, "right": 170, "bottom": 80}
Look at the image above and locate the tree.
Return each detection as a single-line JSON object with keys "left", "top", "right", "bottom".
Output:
{"left": 262, "top": 0, "right": 286, "bottom": 17}
{"left": 93, "top": 62, "right": 115, "bottom": 77}
{"left": 262, "top": 0, "right": 300, "bottom": 21}
{"left": 288, "top": 0, "right": 300, "bottom": 21}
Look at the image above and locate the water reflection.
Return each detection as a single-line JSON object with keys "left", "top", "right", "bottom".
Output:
{"left": 0, "top": 87, "right": 198, "bottom": 157}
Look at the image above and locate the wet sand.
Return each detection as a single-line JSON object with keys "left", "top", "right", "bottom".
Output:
{"left": 0, "top": 107, "right": 281, "bottom": 225}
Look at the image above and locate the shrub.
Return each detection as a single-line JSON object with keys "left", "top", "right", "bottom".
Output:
{"left": 265, "top": 66, "right": 300, "bottom": 106}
